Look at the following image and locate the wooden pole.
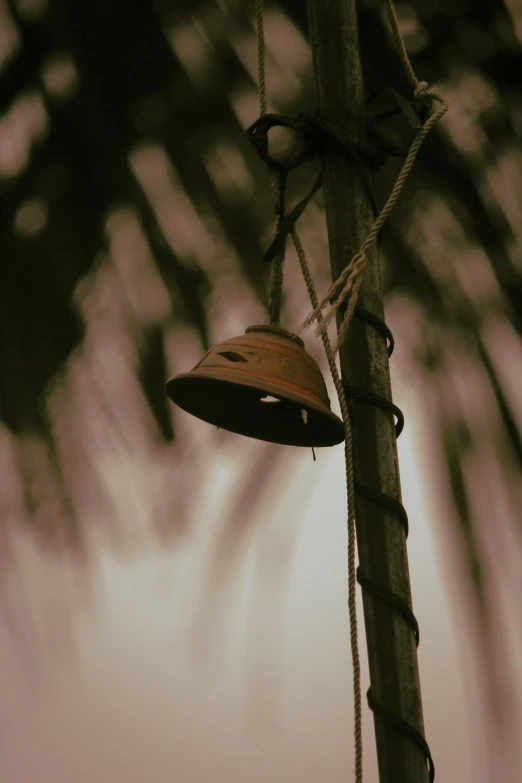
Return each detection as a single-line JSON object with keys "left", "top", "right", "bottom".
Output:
{"left": 305, "top": 1, "right": 430, "bottom": 781}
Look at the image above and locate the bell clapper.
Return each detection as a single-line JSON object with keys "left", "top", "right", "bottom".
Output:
{"left": 301, "top": 408, "right": 308, "bottom": 425}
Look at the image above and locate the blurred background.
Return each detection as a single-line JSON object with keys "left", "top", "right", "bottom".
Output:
{"left": 1, "top": 0, "right": 522, "bottom": 780}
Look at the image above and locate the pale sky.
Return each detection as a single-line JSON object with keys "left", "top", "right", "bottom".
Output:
{"left": 0, "top": 372, "right": 490, "bottom": 783}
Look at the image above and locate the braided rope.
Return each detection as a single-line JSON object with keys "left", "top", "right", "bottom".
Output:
{"left": 255, "top": 0, "right": 268, "bottom": 116}
{"left": 255, "top": 0, "right": 285, "bottom": 326}
{"left": 292, "top": 229, "right": 363, "bottom": 781}
{"left": 298, "top": 0, "right": 448, "bottom": 354}
{"left": 255, "top": 2, "right": 363, "bottom": 779}
{"left": 384, "top": 0, "right": 421, "bottom": 94}
{"left": 267, "top": 172, "right": 286, "bottom": 325}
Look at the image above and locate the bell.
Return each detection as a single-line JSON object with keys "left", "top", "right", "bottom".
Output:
{"left": 166, "top": 325, "right": 344, "bottom": 447}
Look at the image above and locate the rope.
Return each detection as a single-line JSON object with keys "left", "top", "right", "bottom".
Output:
{"left": 292, "top": 229, "right": 363, "bottom": 781}
{"left": 298, "top": 0, "right": 449, "bottom": 355}
{"left": 267, "top": 171, "right": 287, "bottom": 325}
{"left": 255, "top": 0, "right": 286, "bottom": 326}
{"left": 384, "top": 0, "right": 423, "bottom": 95}
{"left": 255, "top": 0, "right": 268, "bottom": 116}
{"left": 254, "top": 2, "right": 363, "bottom": 779}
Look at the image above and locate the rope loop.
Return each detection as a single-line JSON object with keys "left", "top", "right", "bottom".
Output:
{"left": 246, "top": 110, "right": 393, "bottom": 174}
{"left": 246, "top": 111, "right": 386, "bottom": 216}
{"left": 414, "top": 80, "right": 430, "bottom": 100}
{"left": 246, "top": 113, "right": 317, "bottom": 171}
{"left": 247, "top": 110, "right": 395, "bottom": 269}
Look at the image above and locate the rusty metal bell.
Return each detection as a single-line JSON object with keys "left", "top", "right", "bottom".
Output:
{"left": 166, "top": 325, "right": 345, "bottom": 447}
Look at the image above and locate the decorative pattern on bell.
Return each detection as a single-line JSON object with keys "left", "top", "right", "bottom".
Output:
{"left": 166, "top": 325, "right": 344, "bottom": 447}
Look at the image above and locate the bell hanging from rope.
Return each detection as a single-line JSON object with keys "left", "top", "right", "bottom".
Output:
{"left": 166, "top": 325, "right": 344, "bottom": 447}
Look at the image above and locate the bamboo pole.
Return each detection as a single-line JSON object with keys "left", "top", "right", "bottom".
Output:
{"left": 306, "top": 1, "right": 430, "bottom": 780}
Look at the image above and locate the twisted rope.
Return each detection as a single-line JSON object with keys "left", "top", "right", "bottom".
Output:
{"left": 292, "top": 229, "right": 363, "bottom": 781}
{"left": 298, "top": 0, "right": 448, "bottom": 354}
{"left": 255, "top": 0, "right": 285, "bottom": 326}
{"left": 255, "top": 3, "right": 363, "bottom": 780}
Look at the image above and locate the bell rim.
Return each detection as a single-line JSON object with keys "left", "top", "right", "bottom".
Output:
{"left": 166, "top": 369, "right": 345, "bottom": 446}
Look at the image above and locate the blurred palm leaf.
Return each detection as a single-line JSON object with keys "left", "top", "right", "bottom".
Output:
{"left": 2, "top": 0, "right": 522, "bottom": 772}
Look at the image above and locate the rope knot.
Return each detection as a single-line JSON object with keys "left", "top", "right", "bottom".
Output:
{"left": 414, "top": 80, "right": 430, "bottom": 100}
